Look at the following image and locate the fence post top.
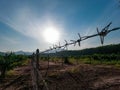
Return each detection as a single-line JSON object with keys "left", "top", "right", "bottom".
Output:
{"left": 32, "top": 53, "right": 35, "bottom": 55}
{"left": 36, "top": 49, "right": 39, "bottom": 52}
{"left": 36, "top": 49, "right": 39, "bottom": 54}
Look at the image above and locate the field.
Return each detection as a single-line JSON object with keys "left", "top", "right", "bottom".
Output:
{"left": 0, "top": 60, "right": 120, "bottom": 90}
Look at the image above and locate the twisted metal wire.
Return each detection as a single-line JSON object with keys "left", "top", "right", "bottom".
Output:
{"left": 41, "top": 22, "right": 120, "bottom": 54}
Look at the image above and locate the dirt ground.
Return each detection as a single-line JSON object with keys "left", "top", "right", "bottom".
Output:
{"left": 0, "top": 61, "right": 120, "bottom": 90}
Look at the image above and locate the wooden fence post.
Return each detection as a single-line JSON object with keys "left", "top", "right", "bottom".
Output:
{"left": 31, "top": 49, "right": 49, "bottom": 90}
{"left": 31, "top": 52, "right": 39, "bottom": 90}
{"left": 36, "top": 49, "right": 39, "bottom": 90}
{"left": 36, "top": 49, "right": 39, "bottom": 69}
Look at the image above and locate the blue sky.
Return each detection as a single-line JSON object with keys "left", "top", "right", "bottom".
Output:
{"left": 0, "top": 0, "right": 120, "bottom": 52}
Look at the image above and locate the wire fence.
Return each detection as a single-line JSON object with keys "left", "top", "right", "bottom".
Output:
{"left": 31, "top": 22, "right": 120, "bottom": 90}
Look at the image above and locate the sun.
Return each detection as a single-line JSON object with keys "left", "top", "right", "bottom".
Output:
{"left": 43, "top": 26, "right": 60, "bottom": 43}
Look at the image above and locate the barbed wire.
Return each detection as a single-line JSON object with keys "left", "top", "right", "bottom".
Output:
{"left": 41, "top": 22, "right": 120, "bottom": 54}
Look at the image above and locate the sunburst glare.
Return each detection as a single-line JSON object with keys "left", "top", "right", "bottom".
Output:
{"left": 43, "top": 25, "right": 60, "bottom": 44}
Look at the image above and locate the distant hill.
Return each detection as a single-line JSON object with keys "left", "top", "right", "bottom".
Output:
{"left": 0, "top": 52, "right": 5, "bottom": 56}
{"left": 62, "top": 44, "right": 120, "bottom": 56}
{"left": 43, "top": 43, "right": 120, "bottom": 57}
{"left": 14, "top": 51, "right": 33, "bottom": 55}
{"left": 0, "top": 51, "right": 33, "bottom": 55}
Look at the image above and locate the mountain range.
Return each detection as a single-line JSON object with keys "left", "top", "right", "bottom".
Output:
{"left": 0, "top": 51, "right": 33, "bottom": 55}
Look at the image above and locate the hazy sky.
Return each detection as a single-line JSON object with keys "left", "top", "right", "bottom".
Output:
{"left": 0, "top": 0, "right": 120, "bottom": 52}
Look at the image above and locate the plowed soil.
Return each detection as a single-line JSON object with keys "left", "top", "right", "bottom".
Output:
{"left": 0, "top": 61, "right": 120, "bottom": 90}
